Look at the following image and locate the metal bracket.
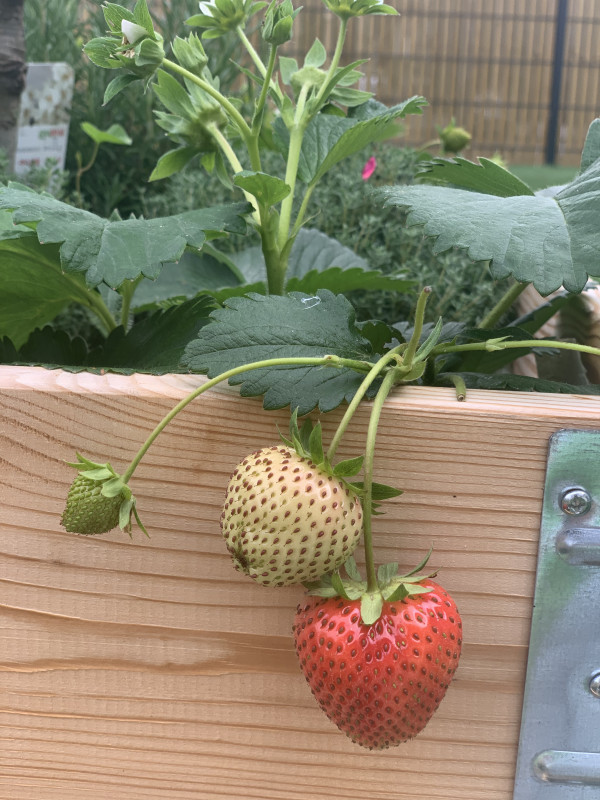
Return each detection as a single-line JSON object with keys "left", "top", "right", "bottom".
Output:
{"left": 513, "top": 429, "right": 600, "bottom": 799}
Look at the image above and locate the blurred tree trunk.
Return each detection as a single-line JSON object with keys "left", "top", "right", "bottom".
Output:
{"left": 0, "top": 0, "right": 27, "bottom": 171}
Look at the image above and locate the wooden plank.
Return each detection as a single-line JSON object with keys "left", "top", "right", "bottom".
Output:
{"left": 1, "top": 366, "right": 600, "bottom": 799}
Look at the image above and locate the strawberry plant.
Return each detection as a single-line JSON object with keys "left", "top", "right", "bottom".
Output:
{"left": 3, "top": 0, "right": 600, "bottom": 755}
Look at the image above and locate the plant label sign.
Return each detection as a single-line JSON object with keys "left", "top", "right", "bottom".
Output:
{"left": 15, "top": 62, "right": 74, "bottom": 174}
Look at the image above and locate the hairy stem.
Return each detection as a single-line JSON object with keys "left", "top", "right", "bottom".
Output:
{"left": 435, "top": 338, "right": 600, "bottom": 359}
{"left": 326, "top": 346, "right": 406, "bottom": 462}
{"left": 478, "top": 280, "right": 529, "bottom": 329}
{"left": 312, "top": 16, "right": 348, "bottom": 111}
{"left": 161, "top": 58, "right": 253, "bottom": 142}
{"left": 402, "top": 286, "right": 432, "bottom": 369}
{"left": 121, "top": 355, "right": 372, "bottom": 483}
{"left": 208, "top": 124, "right": 260, "bottom": 222}
{"left": 362, "top": 367, "right": 399, "bottom": 593}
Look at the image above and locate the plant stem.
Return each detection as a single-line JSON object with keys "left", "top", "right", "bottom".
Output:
{"left": 312, "top": 16, "right": 348, "bottom": 111}
{"left": 161, "top": 57, "right": 253, "bottom": 142}
{"left": 326, "top": 346, "right": 406, "bottom": 462}
{"left": 236, "top": 25, "right": 283, "bottom": 105}
{"left": 435, "top": 338, "right": 600, "bottom": 359}
{"left": 278, "top": 116, "right": 307, "bottom": 251}
{"left": 450, "top": 374, "right": 467, "bottom": 401}
{"left": 478, "top": 280, "right": 528, "bottom": 329}
{"left": 207, "top": 124, "right": 260, "bottom": 222}
{"left": 291, "top": 183, "right": 317, "bottom": 238}
{"left": 82, "top": 289, "right": 118, "bottom": 334}
{"left": 75, "top": 141, "right": 100, "bottom": 207}
{"left": 362, "top": 366, "right": 400, "bottom": 593}
{"left": 252, "top": 44, "right": 277, "bottom": 137}
{"left": 119, "top": 276, "right": 143, "bottom": 329}
{"left": 402, "top": 286, "right": 431, "bottom": 369}
{"left": 121, "top": 355, "right": 372, "bottom": 483}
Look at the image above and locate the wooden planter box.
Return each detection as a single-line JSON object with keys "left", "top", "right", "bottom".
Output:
{"left": 2, "top": 365, "right": 599, "bottom": 800}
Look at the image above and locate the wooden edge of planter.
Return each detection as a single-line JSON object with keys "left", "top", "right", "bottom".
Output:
{"left": 1, "top": 364, "right": 599, "bottom": 418}
{"left": 1, "top": 365, "right": 599, "bottom": 800}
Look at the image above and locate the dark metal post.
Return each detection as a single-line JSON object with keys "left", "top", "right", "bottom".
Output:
{"left": 545, "top": 0, "right": 569, "bottom": 164}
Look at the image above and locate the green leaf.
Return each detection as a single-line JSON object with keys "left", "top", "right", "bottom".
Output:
{"left": 278, "top": 97, "right": 427, "bottom": 185}
{"left": 377, "top": 562, "right": 398, "bottom": 585}
{"left": 0, "top": 327, "right": 89, "bottom": 368}
{"left": 0, "top": 184, "right": 250, "bottom": 289}
{"left": 440, "top": 371, "right": 600, "bottom": 395}
{"left": 344, "top": 556, "right": 362, "bottom": 582}
{"left": 103, "top": 73, "right": 139, "bottom": 104}
{"left": 580, "top": 118, "right": 600, "bottom": 173}
{"left": 417, "top": 156, "right": 534, "bottom": 197}
{"left": 233, "top": 170, "right": 291, "bottom": 206}
{"left": 415, "top": 316, "right": 443, "bottom": 361}
{"left": 81, "top": 122, "right": 132, "bottom": 146}
{"left": 87, "top": 296, "right": 215, "bottom": 372}
{"left": 278, "top": 56, "right": 298, "bottom": 84}
{"left": 308, "top": 422, "right": 324, "bottom": 465}
{"left": 350, "top": 481, "right": 403, "bottom": 500}
{"left": 0, "top": 237, "right": 100, "bottom": 348}
{"left": 360, "top": 592, "right": 383, "bottom": 624}
{"left": 378, "top": 145, "right": 600, "bottom": 295}
{"left": 330, "top": 571, "right": 350, "bottom": 599}
{"left": 2, "top": 297, "right": 214, "bottom": 373}
{"left": 149, "top": 146, "right": 199, "bottom": 181}
{"left": 304, "top": 38, "right": 327, "bottom": 68}
{"left": 131, "top": 249, "right": 242, "bottom": 310}
{"left": 132, "top": 0, "right": 155, "bottom": 35}
{"left": 332, "top": 455, "right": 364, "bottom": 477}
{"left": 182, "top": 290, "right": 380, "bottom": 414}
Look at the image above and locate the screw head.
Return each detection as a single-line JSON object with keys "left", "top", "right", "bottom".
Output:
{"left": 589, "top": 672, "right": 600, "bottom": 698}
{"left": 560, "top": 488, "right": 592, "bottom": 516}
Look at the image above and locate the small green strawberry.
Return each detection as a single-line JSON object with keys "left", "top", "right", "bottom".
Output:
{"left": 61, "top": 454, "right": 147, "bottom": 536}
{"left": 293, "top": 560, "right": 462, "bottom": 750}
{"left": 220, "top": 414, "right": 369, "bottom": 587}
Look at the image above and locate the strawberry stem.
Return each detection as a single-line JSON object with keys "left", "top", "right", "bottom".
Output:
{"left": 362, "top": 366, "right": 400, "bottom": 594}
{"left": 326, "top": 345, "right": 406, "bottom": 463}
{"left": 121, "top": 355, "right": 371, "bottom": 484}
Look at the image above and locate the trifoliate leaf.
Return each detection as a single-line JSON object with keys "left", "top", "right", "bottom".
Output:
{"left": 81, "top": 122, "right": 132, "bottom": 146}
{"left": 233, "top": 170, "right": 291, "bottom": 206}
{"left": 378, "top": 121, "right": 600, "bottom": 295}
{"left": 0, "top": 236, "right": 100, "bottom": 348}
{"left": 273, "top": 97, "right": 427, "bottom": 185}
{"left": 417, "top": 156, "right": 534, "bottom": 197}
{"left": 0, "top": 184, "right": 250, "bottom": 289}
{"left": 182, "top": 290, "right": 381, "bottom": 414}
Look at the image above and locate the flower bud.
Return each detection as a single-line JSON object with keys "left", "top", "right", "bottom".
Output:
{"left": 439, "top": 121, "right": 472, "bottom": 154}
{"left": 121, "top": 20, "right": 149, "bottom": 45}
{"left": 263, "top": 0, "right": 299, "bottom": 46}
{"left": 321, "top": 0, "right": 397, "bottom": 20}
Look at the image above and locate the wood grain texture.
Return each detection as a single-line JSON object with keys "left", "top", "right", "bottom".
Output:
{"left": 1, "top": 366, "right": 600, "bottom": 799}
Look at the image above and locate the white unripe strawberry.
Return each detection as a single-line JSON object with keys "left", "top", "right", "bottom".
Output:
{"left": 220, "top": 445, "right": 363, "bottom": 587}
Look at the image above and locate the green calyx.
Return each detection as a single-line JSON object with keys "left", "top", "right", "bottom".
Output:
{"left": 263, "top": 0, "right": 300, "bottom": 46}
{"left": 61, "top": 454, "right": 147, "bottom": 537}
{"left": 321, "top": 0, "right": 398, "bottom": 20}
{"left": 305, "top": 551, "right": 436, "bottom": 624}
{"left": 279, "top": 409, "right": 402, "bottom": 514}
{"left": 186, "top": 0, "right": 268, "bottom": 39}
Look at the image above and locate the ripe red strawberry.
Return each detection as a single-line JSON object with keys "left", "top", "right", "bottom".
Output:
{"left": 220, "top": 444, "right": 363, "bottom": 587}
{"left": 293, "top": 580, "right": 462, "bottom": 750}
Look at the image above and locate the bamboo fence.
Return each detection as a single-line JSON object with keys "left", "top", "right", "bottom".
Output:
{"left": 284, "top": 0, "right": 600, "bottom": 165}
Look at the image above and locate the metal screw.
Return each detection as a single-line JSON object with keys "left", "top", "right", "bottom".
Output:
{"left": 589, "top": 672, "right": 600, "bottom": 698}
{"left": 560, "top": 488, "right": 592, "bottom": 516}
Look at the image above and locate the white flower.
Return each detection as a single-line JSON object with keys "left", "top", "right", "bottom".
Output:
{"left": 121, "top": 20, "right": 148, "bottom": 45}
